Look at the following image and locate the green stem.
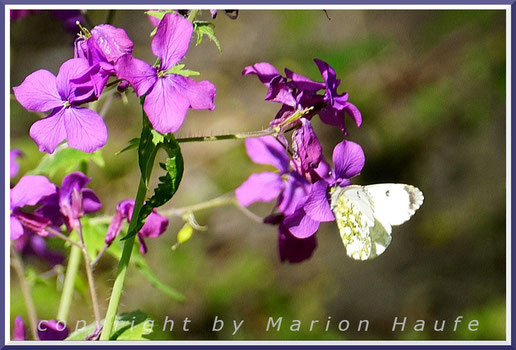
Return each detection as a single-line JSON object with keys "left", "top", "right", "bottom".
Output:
{"left": 99, "top": 177, "right": 149, "bottom": 340}
{"left": 56, "top": 244, "right": 81, "bottom": 322}
{"left": 187, "top": 9, "right": 200, "bottom": 22}
{"left": 176, "top": 128, "right": 275, "bottom": 143}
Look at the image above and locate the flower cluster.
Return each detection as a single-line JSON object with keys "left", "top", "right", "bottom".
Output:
{"left": 237, "top": 60, "right": 365, "bottom": 263}
{"left": 13, "top": 12, "right": 216, "bottom": 153}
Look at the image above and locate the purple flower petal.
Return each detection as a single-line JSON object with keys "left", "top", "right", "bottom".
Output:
{"left": 285, "top": 68, "right": 325, "bottom": 92}
{"left": 90, "top": 24, "right": 134, "bottom": 63}
{"left": 266, "top": 75, "right": 296, "bottom": 107}
{"left": 138, "top": 234, "right": 148, "bottom": 254}
{"left": 63, "top": 107, "right": 108, "bottom": 153}
{"left": 235, "top": 172, "right": 283, "bottom": 207}
{"left": 60, "top": 172, "right": 90, "bottom": 204}
{"left": 292, "top": 119, "right": 322, "bottom": 175}
{"left": 82, "top": 189, "right": 102, "bottom": 213}
{"left": 303, "top": 181, "right": 334, "bottom": 222}
{"left": 278, "top": 224, "right": 317, "bottom": 264}
{"left": 333, "top": 140, "right": 365, "bottom": 181}
{"left": 106, "top": 211, "right": 125, "bottom": 245}
{"left": 10, "top": 175, "right": 56, "bottom": 209}
{"left": 314, "top": 58, "right": 339, "bottom": 97}
{"left": 173, "top": 75, "right": 216, "bottom": 110}
{"left": 245, "top": 136, "right": 290, "bottom": 173}
{"left": 13, "top": 70, "right": 62, "bottom": 112}
{"left": 277, "top": 172, "right": 309, "bottom": 216}
{"left": 143, "top": 77, "right": 190, "bottom": 133}
{"left": 318, "top": 106, "right": 347, "bottom": 134}
{"left": 13, "top": 316, "right": 26, "bottom": 340}
{"left": 115, "top": 55, "right": 157, "bottom": 97}
{"left": 29, "top": 108, "right": 67, "bottom": 154}
{"left": 37, "top": 320, "right": 69, "bottom": 340}
{"left": 10, "top": 149, "right": 23, "bottom": 178}
{"left": 344, "top": 102, "right": 362, "bottom": 128}
{"left": 55, "top": 58, "right": 91, "bottom": 103}
{"left": 282, "top": 206, "right": 321, "bottom": 239}
{"left": 152, "top": 13, "right": 193, "bottom": 71}
{"left": 10, "top": 216, "right": 24, "bottom": 240}
{"left": 242, "top": 62, "right": 281, "bottom": 86}
{"left": 139, "top": 210, "right": 168, "bottom": 238}
{"left": 313, "top": 157, "right": 333, "bottom": 183}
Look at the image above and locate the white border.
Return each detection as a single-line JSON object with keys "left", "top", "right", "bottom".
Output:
{"left": 5, "top": 4, "right": 512, "bottom": 346}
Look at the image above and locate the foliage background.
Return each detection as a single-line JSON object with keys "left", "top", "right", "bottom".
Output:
{"left": 10, "top": 9, "right": 506, "bottom": 340}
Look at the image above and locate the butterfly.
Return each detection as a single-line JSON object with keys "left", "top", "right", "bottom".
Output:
{"left": 330, "top": 184, "right": 424, "bottom": 260}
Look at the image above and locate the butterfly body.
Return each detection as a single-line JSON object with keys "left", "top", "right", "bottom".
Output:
{"left": 330, "top": 184, "right": 424, "bottom": 260}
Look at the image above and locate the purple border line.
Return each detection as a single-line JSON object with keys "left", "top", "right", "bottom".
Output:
{"left": 1, "top": 1, "right": 513, "bottom": 349}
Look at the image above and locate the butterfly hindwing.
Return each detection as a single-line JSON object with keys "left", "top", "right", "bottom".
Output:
{"left": 330, "top": 184, "right": 423, "bottom": 261}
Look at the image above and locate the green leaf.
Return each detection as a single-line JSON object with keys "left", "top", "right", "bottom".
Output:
{"left": 144, "top": 10, "right": 177, "bottom": 21}
{"left": 194, "top": 21, "right": 222, "bottom": 52}
{"left": 115, "top": 138, "right": 140, "bottom": 155}
{"left": 65, "top": 311, "right": 153, "bottom": 340}
{"left": 129, "top": 113, "right": 184, "bottom": 239}
{"left": 29, "top": 147, "right": 104, "bottom": 178}
{"left": 165, "top": 64, "right": 200, "bottom": 77}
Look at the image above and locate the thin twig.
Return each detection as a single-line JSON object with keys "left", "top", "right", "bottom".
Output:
{"left": 11, "top": 246, "right": 39, "bottom": 340}
{"left": 44, "top": 227, "right": 82, "bottom": 249}
{"left": 74, "top": 222, "right": 102, "bottom": 325}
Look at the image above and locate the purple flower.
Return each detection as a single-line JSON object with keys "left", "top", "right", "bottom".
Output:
{"left": 13, "top": 316, "right": 25, "bottom": 340}
{"left": 14, "top": 231, "right": 65, "bottom": 267}
{"left": 243, "top": 59, "right": 361, "bottom": 134}
{"left": 116, "top": 13, "right": 216, "bottom": 134}
{"left": 278, "top": 223, "right": 317, "bottom": 263}
{"left": 106, "top": 199, "right": 168, "bottom": 254}
{"left": 236, "top": 136, "right": 310, "bottom": 216}
{"left": 73, "top": 24, "right": 134, "bottom": 99}
{"left": 13, "top": 58, "right": 108, "bottom": 154}
{"left": 10, "top": 149, "right": 23, "bottom": 178}
{"left": 10, "top": 175, "right": 57, "bottom": 240}
{"left": 291, "top": 119, "right": 323, "bottom": 180}
{"left": 282, "top": 140, "right": 365, "bottom": 239}
{"left": 37, "top": 320, "right": 69, "bottom": 340}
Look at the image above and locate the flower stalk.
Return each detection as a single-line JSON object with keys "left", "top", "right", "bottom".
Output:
{"left": 56, "top": 243, "right": 81, "bottom": 322}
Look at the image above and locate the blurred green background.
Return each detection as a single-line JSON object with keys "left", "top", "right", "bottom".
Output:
{"left": 10, "top": 9, "right": 506, "bottom": 340}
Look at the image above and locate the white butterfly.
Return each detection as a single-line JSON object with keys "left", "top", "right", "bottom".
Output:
{"left": 330, "top": 184, "right": 424, "bottom": 260}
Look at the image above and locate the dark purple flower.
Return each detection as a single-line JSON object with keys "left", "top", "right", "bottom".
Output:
{"left": 13, "top": 58, "right": 108, "bottom": 154}
{"left": 243, "top": 59, "right": 361, "bottom": 134}
{"left": 73, "top": 24, "right": 134, "bottom": 99}
{"left": 116, "top": 13, "right": 216, "bottom": 134}
{"left": 10, "top": 175, "right": 57, "bottom": 240}
{"left": 291, "top": 119, "right": 323, "bottom": 179}
{"left": 10, "top": 149, "right": 23, "bottom": 178}
{"left": 60, "top": 172, "right": 102, "bottom": 230}
{"left": 278, "top": 223, "right": 317, "bottom": 263}
{"left": 13, "top": 316, "right": 25, "bottom": 340}
{"left": 236, "top": 136, "right": 310, "bottom": 216}
{"left": 282, "top": 140, "right": 365, "bottom": 239}
{"left": 106, "top": 199, "right": 168, "bottom": 254}
{"left": 37, "top": 320, "right": 69, "bottom": 340}
{"left": 14, "top": 231, "right": 65, "bottom": 267}
{"left": 50, "top": 10, "right": 84, "bottom": 33}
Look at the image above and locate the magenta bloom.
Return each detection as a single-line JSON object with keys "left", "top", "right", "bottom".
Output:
{"left": 243, "top": 59, "right": 361, "bottom": 134}
{"left": 236, "top": 136, "right": 310, "bottom": 216}
{"left": 37, "top": 172, "right": 102, "bottom": 231}
{"left": 13, "top": 58, "right": 108, "bottom": 153}
{"left": 106, "top": 199, "right": 169, "bottom": 254}
{"left": 10, "top": 175, "right": 57, "bottom": 240}
{"left": 14, "top": 231, "right": 64, "bottom": 267}
{"left": 116, "top": 13, "right": 216, "bottom": 134}
{"left": 37, "top": 320, "right": 69, "bottom": 340}
{"left": 13, "top": 316, "right": 25, "bottom": 340}
{"left": 10, "top": 149, "right": 23, "bottom": 178}
{"left": 278, "top": 224, "right": 317, "bottom": 263}
{"left": 283, "top": 140, "right": 365, "bottom": 239}
{"left": 74, "top": 24, "right": 134, "bottom": 99}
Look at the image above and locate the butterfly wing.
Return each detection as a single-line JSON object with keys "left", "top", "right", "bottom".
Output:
{"left": 330, "top": 184, "right": 423, "bottom": 261}
{"left": 364, "top": 184, "right": 424, "bottom": 226}
{"left": 331, "top": 186, "right": 391, "bottom": 260}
